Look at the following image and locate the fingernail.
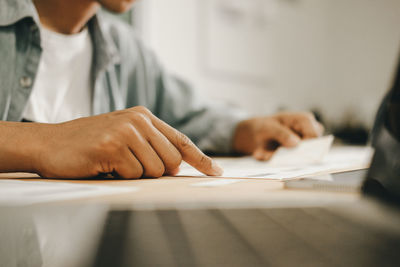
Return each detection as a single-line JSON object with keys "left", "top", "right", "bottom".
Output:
{"left": 211, "top": 160, "right": 224, "bottom": 176}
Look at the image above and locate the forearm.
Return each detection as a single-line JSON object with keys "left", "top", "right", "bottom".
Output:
{"left": 150, "top": 73, "right": 248, "bottom": 154}
{"left": 0, "top": 107, "right": 223, "bottom": 179}
{"left": 0, "top": 121, "right": 44, "bottom": 173}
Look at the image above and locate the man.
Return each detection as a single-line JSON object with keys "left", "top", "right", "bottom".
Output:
{"left": 0, "top": 0, "right": 323, "bottom": 179}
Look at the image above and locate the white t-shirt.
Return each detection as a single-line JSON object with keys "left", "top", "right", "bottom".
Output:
{"left": 22, "top": 26, "right": 93, "bottom": 123}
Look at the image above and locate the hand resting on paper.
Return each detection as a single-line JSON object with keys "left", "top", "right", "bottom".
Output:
{"left": 233, "top": 112, "right": 324, "bottom": 161}
{"left": 0, "top": 106, "right": 223, "bottom": 179}
{"left": 0, "top": 108, "right": 322, "bottom": 179}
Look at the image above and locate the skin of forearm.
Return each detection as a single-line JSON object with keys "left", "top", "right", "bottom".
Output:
{"left": 0, "top": 110, "right": 322, "bottom": 177}
{"left": 0, "top": 107, "right": 223, "bottom": 179}
{"left": 0, "top": 121, "right": 46, "bottom": 173}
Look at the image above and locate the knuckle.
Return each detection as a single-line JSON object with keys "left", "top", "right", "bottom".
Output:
{"left": 115, "top": 121, "right": 145, "bottom": 144}
{"left": 176, "top": 132, "right": 192, "bottom": 150}
{"left": 96, "top": 133, "right": 121, "bottom": 154}
{"left": 133, "top": 106, "right": 152, "bottom": 116}
{"left": 301, "top": 112, "right": 315, "bottom": 121}
{"left": 128, "top": 111, "right": 148, "bottom": 124}
{"left": 117, "top": 120, "right": 134, "bottom": 134}
{"left": 198, "top": 155, "right": 212, "bottom": 170}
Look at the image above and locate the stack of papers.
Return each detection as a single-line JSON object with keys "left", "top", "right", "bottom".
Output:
{"left": 179, "top": 136, "right": 374, "bottom": 180}
{"left": 269, "top": 135, "right": 334, "bottom": 166}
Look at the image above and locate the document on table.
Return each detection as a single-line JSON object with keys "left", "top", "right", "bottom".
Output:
{"left": 0, "top": 180, "right": 138, "bottom": 206}
{"left": 191, "top": 179, "right": 245, "bottom": 187}
{"left": 178, "top": 136, "right": 374, "bottom": 180}
{"left": 268, "top": 135, "right": 334, "bottom": 166}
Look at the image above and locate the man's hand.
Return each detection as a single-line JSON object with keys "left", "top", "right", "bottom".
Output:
{"left": 233, "top": 112, "right": 324, "bottom": 161}
{"left": 32, "top": 106, "right": 223, "bottom": 179}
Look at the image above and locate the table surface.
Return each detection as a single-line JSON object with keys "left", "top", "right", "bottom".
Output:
{"left": 0, "top": 170, "right": 372, "bottom": 267}
{"left": 0, "top": 170, "right": 360, "bottom": 209}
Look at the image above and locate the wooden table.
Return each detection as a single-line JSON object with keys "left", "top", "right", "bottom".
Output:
{"left": 0, "top": 171, "right": 370, "bottom": 267}
{"left": 0, "top": 172, "right": 360, "bottom": 209}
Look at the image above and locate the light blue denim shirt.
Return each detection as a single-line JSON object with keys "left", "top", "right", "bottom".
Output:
{"left": 0, "top": 0, "right": 247, "bottom": 153}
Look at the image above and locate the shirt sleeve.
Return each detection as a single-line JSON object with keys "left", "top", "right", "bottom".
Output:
{"left": 129, "top": 40, "right": 248, "bottom": 154}
{"left": 104, "top": 15, "right": 249, "bottom": 154}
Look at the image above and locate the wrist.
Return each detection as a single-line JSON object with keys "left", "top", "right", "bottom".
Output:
{"left": 0, "top": 122, "right": 50, "bottom": 173}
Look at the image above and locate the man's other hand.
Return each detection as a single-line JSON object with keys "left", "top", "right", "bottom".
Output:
{"left": 34, "top": 106, "right": 223, "bottom": 179}
{"left": 233, "top": 112, "right": 324, "bottom": 161}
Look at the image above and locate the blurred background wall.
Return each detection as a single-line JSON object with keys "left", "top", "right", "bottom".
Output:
{"left": 130, "top": 0, "right": 400, "bottom": 143}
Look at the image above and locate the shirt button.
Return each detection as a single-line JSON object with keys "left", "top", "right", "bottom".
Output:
{"left": 20, "top": 76, "right": 33, "bottom": 88}
{"left": 30, "top": 24, "right": 38, "bottom": 32}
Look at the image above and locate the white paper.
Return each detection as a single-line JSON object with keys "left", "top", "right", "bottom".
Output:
{"left": 269, "top": 135, "right": 334, "bottom": 166}
{"left": 191, "top": 179, "right": 244, "bottom": 187}
{"left": 178, "top": 145, "right": 374, "bottom": 180}
{"left": 0, "top": 180, "right": 139, "bottom": 206}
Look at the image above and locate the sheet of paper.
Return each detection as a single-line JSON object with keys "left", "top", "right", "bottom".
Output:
{"left": 191, "top": 179, "right": 245, "bottom": 187}
{"left": 269, "top": 135, "right": 334, "bottom": 166}
{"left": 0, "top": 180, "right": 138, "bottom": 206}
{"left": 178, "top": 145, "right": 374, "bottom": 180}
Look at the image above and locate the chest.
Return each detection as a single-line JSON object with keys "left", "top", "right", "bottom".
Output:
{"left": 0, "top": 21, "right": 41, "bottom": 121}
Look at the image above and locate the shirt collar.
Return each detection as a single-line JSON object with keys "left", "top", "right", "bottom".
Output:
{"left": 0, "top": 0, "right": 40, "bottom": 26}
{"left": 88, "top": 12, "right": 121, "bottom": 69}
{"left": 0, "top": 0, "right": 121, "bottom": 67}
{"left": 0, "top": 0, "right": 121, "bottom": 81}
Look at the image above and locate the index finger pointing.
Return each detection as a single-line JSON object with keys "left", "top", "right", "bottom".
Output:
{"left": 172, "top": 131, "right": 223, "bottom": 176}
{"left": 144, "top": 111, "right": 223, "bottom": 176}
